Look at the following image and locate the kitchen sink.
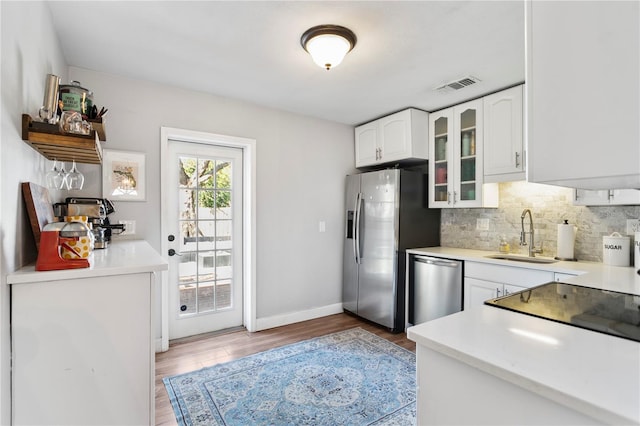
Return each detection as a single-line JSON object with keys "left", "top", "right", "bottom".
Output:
{"left": 485, "top": 254, "right": 559, "bottom": 264}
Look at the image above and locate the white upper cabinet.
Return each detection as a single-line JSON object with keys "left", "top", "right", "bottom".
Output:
{"left": 354, "top": 108, "right": 428, "bottom": 168}
{"left": 573, "top": 189, "right": 640, "bottom": 206}
{"left": 526, "top": 1, "right": 640, "bottom": 189}
{"left": 428, "top": 99, "right": 498, "bottom": 208}
{"left": 354, "top": 121, "right": 379, "bottom": 166}
{"left": 483, "top": 85, "right": 525, "bottom": 183}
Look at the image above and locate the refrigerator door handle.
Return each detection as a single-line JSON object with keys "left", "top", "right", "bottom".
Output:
{"left": 354, "top": 192, "right": 363, "bottom": 264}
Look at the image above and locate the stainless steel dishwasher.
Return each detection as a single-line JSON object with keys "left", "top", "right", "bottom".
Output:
{"left": 409, "top": 255, "right": 463, "bottom": 326}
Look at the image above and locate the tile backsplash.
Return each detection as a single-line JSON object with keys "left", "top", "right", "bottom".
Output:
{"left": 440, "top": 181, "right": 640, "bottom": 263}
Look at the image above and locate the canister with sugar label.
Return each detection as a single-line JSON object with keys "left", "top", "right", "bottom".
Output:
{"left": 603, "top": 232, "right": 630, "bottom": 266}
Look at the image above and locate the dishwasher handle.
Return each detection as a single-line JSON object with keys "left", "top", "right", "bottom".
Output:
{"left": 414, "top": 256, "right": 460, "bottom": 268}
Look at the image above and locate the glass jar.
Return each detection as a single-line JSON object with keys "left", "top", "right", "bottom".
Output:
{"left": 59, "top": 81, "right": 93, "bottom": 115}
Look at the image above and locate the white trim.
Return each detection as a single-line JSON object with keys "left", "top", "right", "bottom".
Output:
{"left": 255, "top": 304, "right": 344, "bottom": 332}
{"left": 155, "top": 338, "right": 165, "bottom": 353}
{"left": 159, "top": 127, "right": 257, "bottom": 351}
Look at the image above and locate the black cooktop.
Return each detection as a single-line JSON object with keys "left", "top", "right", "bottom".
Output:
{"left": 485, "top": 282, "right": 640, "bottom": 342}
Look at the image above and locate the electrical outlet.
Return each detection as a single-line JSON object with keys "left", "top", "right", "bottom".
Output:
{"left": 476, "top": 218, "right": 490, "bottom": 231}
{"left": 626, "top": 219, "right": 640, "bottom": 235}
{"left": 119, "top": 220, "right": 136, "bottom": 236}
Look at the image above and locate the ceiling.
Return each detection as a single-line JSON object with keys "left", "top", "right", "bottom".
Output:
{"left": 47, "top": 1, "right": 524, "bottom": 126}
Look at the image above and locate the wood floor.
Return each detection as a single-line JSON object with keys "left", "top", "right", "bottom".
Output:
{"left": 155, "top": 312, "right": 415, "bottom": 425}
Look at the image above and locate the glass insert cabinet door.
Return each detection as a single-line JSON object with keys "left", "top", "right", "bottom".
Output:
{"left": 429, "top": 99, "right": 484, "bottom": 208}
{"left": 458, "top": 107, "right": 478, "bottom": 203}
{"left": 431, "top": 112, "right": 452, "bottom": 206}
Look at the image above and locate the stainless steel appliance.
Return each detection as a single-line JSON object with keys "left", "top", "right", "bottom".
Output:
{"left": 343, "top": 168, "right": 440, "bottom": 332}
{"left": 58, "top": 197, "right": 125, "bottom": 248}
{"left": 486, "top": 282, "right": 640, "bottom": 342}
{"left": 409, "top": 255, "right": 462, "bottom": 325}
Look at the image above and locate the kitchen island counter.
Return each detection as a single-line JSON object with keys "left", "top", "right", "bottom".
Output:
{"left": 406, "top": 246, "right": 640, "bottom": 425}
{"left": 408, "top": 306, "right": 640, "bottom": 425}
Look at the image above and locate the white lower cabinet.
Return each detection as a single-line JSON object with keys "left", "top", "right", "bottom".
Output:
{"left": 465, "top": 277, "right": 528, "bottom": 308}
{"left": 11, "top": 272, "right": 155, "bottom": 425}
{"left": 464, "top": 261, "right": 555, "bottom": 310}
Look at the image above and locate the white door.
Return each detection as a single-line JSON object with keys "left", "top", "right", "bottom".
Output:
{"left": 166, "top": 139, "right": 243, "bottom": 339}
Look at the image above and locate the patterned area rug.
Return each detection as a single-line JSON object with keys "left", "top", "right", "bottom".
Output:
{"left": 163, "top": 328, "right": 416, "bottom": 425}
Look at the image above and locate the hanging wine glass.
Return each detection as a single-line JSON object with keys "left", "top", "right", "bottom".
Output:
{"left": 58, "top": 162, "right": 68, "bottom": 190}
{"left": 65, "top": 160, "right": 85, "bottom": 190}
{"left": 45, "top": 160, "right": 62, "bottom": 189}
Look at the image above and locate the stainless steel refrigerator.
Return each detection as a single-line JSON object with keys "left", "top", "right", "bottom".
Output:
{"left": 343, "top": 168, "right": 441, "bottom": 332}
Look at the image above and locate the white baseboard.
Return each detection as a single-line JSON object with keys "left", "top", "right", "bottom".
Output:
{"left": 155, "top": 338, "right": 166, "bottom": 353}
{"left": 255, "top": 303, "right": 344, "bottom": 331}
{"left": 154, "top": 303, "right": 344, "bottom": 351}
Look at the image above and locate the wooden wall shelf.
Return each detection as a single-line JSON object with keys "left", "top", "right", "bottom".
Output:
{"left": 21, "top": 114, "right": 103, "bottom": 165}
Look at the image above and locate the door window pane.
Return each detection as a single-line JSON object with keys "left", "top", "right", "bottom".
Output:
{"left": 197, "top": 281, "right": 215, "bottom": 313}
{"left": 216, "top": 161, "right": 231, "bottom": 189}
{"left": 178, "top": 252, "right": 198, "bottom": 286}
{"left": 179, "top": 284, "right": 197, "bottom": 314}
{"left": 198, "top": 159, "right": 215, "bottom": 188}
{"left": 179, "top": 221, "right": 197, "bottom": 252}
{"left": 178, "top": 157, "right": 197, "bottom": 188}
{"left": 215, "top": 279, "right": 232, "bottom": 310}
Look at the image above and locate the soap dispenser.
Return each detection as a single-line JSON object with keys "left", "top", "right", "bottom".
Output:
{"left": 499, "top": 235, "right": 510, "bottom": 253}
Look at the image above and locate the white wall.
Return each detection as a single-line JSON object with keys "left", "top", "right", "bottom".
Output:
{"left": 1, "top": 2, "right": 69, "bottom": 423}
{"left": 1, "top": 3, "right": 354, "bottom": 419}
{"left": 67, "top": 67, "right": 355, "bottom": 333}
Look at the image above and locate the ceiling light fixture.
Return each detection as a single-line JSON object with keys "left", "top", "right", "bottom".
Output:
{"left": 301, "top": 25, "right": 357, "bottom": 71}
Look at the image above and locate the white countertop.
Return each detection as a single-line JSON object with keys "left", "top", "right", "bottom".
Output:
{"left": 407, "top": 246, "right": 640, "bottom": 294}
{"left": 7, "top": 240, "right": 168, "bottom": 284}
{"left": 406, "top": 246, "right": 640, "bottom": 424}
{"left": 408, "top": 307, "right": 640, "bottom": 425}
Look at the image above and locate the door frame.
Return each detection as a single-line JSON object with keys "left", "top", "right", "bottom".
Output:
{"left": 160, "top": 127, "right": 257, "bottom": 351}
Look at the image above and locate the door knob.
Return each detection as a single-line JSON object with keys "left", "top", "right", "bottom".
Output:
{"left": 168, "top": 248, "right": 182, "bottom": 256}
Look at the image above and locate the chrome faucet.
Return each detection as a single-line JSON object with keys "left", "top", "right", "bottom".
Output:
{"left": 520, "top": 209, "right": 542, "bottom": 257}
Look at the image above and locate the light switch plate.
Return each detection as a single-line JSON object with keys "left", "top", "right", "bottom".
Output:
{"left": 626, "top": 219, "right": 640, "bottom": 235}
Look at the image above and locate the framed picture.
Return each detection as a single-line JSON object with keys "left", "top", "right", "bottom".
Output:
{"left": 102, "top": 149, "right": 146, "bottom": 201}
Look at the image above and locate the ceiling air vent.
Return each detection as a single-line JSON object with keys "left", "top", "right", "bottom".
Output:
{"left": 435, "top": 76, "right": 481, "bottom": 93}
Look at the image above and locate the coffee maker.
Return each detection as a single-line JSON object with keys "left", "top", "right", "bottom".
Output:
{"left": 55, "top": 197, "right": 125, "bottom": 248}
